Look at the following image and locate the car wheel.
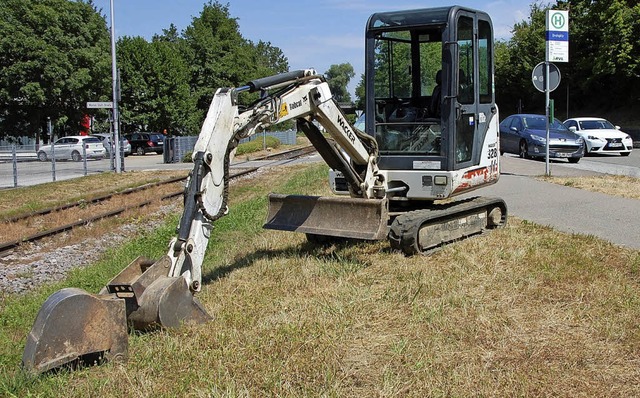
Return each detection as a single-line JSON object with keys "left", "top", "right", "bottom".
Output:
{"left": 71, "top": 151, "right": 82, "bottom": 162}
{"left": 519, "top": 140, "right": 529, "bottom": 159}
{"left": 37, "top": 151, "right": 48, "bottom": 162}
{"left": 136, "top": 147, "right": 145, "bottom": 156}
{"left": 621, "top": 152, "right": 631, "bottom": 157}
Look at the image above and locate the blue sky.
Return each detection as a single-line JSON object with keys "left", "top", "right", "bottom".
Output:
{"left": 92, "top": 0, "right": 533, "bottom": 94}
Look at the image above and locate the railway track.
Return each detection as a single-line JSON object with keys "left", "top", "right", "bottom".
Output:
{"left": 0, "top": 145, "right": 315, "bottom": 255}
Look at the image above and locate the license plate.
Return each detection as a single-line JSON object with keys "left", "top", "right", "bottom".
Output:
{"left": 609, "top": 143, "right": 623, "bottom": 147}
{"left": 556, "top": 152, "right": 569, "bottom": 157}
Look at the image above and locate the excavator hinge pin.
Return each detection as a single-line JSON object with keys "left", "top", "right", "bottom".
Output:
{"left": 186, "top": 243, "right": 194, "bottom": 253}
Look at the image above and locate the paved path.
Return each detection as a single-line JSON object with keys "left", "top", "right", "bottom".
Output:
{"left": 473, "top": 155, "right": 640, "bottom": 250}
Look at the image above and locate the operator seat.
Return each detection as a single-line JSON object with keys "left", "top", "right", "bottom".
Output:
{"left": 430, "top": 70, "right": 442, "bottom": 117}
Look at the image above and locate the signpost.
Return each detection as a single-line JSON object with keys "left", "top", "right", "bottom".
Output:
{"left": 540, "top": 10, "right": 569, "bottom": 176}
{"left": 546, "top": 10, "right": 569, "bottom": 63}
{"left": 86, "top": 101, "right": 113, "bottom": 109}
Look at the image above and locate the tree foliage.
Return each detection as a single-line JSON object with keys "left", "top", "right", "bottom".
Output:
{"left": 117, "top": 1, "right": 289, "bottom": 135}
{"left": 0, "top": 0, "right": 289, "bottom": 140}
{"left": 496, "top": 1, "right": 640, "bottom": 118}
{"left": 325, "top": 63, "right": 355, "bottom": 103}
{"left": 0, "top": 0, "right": 111, "bottom": 140}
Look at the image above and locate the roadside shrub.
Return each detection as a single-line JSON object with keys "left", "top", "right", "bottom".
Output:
{"left": 235, "top": 136, "right": 280, "bottom": 155}
{"left": 181, "top": 136, "right": 282, "bottom": 162}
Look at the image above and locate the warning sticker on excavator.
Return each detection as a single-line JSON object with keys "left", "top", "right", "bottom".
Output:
{"left": 279, "top": 103, "right": 289, "bottom": 118}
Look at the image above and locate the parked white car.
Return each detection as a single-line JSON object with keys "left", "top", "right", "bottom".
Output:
{"left": 563, "top": 117, "right": 633, "bottom": 156}
{"left": 37, "top": 136, "right": 105, "bottom": 162}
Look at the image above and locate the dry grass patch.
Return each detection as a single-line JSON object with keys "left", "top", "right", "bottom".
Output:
{"left": 3, "top": 162, "right": 640, "bottom": 397}
{"left": 36, "top": 219, "right": 640, "bottom": 397}
{"left": 540, "top": 174, "right": 640, "bottom": 200}
{"left": 0, "top": 170, "right": 187, "bottom": 219}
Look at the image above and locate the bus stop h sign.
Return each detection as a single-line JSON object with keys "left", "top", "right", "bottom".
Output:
{"left": 546, "top": 10, "right": 569, "bottom": 62}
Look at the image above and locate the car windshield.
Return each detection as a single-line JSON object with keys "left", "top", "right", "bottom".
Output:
{"left": 151, "top": 134, "right": 164, "bottom": 141}
{"left": 579, "top": 119, "right": 615, "bottom": 130}
{"left": 522, "top": 116, "right": 568, "bottom": 131}
{"left": 83, "top": 137, "right": 101, "bottom": 143}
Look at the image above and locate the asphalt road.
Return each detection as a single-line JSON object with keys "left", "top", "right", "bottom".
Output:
{"left": 471, "top": 154, "right": 640, "bottom": 250}
{"left": 128, "top": 151, "right": 639, "bottom": 250}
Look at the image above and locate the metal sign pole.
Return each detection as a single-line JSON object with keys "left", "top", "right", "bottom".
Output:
{"left": 545, "top": 61, "right": 550, "bottom": 176}
{"left": 110, "top": 0, "right": 122, "bottom": 173}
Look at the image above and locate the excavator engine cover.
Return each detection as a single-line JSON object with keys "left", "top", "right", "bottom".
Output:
{"left": 264, "top": 193, "right": 389, "bottom": 240}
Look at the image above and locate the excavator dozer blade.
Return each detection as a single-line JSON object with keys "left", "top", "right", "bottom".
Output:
{"left": 264, "top": 193, "right": 389, "bottom": 240}
{"left": 22, "top": 287, "right": 128, "bottom": 374}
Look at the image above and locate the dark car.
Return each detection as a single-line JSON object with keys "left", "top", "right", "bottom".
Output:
{"left": 499, "top": 114, "right": 584, "bottom": 163}
{"left": 124, "top": 132, "right": 164, "bottom": 155}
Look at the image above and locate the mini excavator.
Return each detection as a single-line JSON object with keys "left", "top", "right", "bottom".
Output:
{"left": 23, "top": 6, "right": 506, "bottom": 373}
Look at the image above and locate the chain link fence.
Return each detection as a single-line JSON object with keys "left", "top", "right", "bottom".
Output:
{"left": 1, "top": 130, "right": 298, "bottom": 188}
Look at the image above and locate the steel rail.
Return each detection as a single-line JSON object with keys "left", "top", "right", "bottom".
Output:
{"left": 0, "top": 145, "right": 316, "bottom": 254}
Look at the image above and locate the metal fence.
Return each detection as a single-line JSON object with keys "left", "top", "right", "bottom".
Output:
{"left": 162, "top": 130, "right": 297, "bottom": 163}
{"left": 0, "top": 145, "right": 113, "bottom": 189}
{"left": 1, "top": 130, "right": 298, "bottom": 188}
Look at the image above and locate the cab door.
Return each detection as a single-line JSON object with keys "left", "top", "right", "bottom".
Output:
{"left": 452, "top": 10, "right": 495, "bottom": 169}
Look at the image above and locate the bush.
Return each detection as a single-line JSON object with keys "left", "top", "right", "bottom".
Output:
{"left": 235, "top": 136, "right": 280, "bottom": 155}
{"left": 180, "top": 136, "right": 282, "bottom": 162}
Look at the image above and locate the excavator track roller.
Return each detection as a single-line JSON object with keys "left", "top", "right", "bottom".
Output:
{"left": 389, "top": 197, "right": 507, "bottom": 255}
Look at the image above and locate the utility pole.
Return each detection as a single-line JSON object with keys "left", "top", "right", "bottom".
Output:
{"left": 110, "top": 0, "right": 122, "bottom": 173}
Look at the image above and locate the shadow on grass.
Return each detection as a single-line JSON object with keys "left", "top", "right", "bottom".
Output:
{"left": 201, "top": 238, "right": 375, "bottom": 286}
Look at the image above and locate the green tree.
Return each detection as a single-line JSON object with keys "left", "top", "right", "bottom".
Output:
{"left": 325, "top": 63, "right": 355, "bottom": 103}
{"left": 354, "top": 74, "right": 365, "bottom": 110}
{"left": 565, "top": 0, "right": 640, "bottom": 109}
{"left": 117, "top": 36, "right": 197, "bottom": 134}
{"left": 494, "top": 3, "right": 547, "bottom": 114}
{"left": 0, "top": 0, "right": 111, "bottom": 142}
{"left": 495, "top": 1, "right": 640, "bottom": 116}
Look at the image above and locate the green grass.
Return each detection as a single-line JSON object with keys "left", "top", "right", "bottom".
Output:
{"left": 1, "top": 162, "right": 640, "bottom": 397}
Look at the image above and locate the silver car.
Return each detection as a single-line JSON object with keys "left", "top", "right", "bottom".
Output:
{"left": 91, "top": 133, "right": 132, "bottom": 157}
{"left": 37, "top": 135, "right": 105, "bottom": 162}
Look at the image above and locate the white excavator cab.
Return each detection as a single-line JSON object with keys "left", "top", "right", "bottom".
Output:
{"left": 361, "top": 6, "right": 500, "bottom": 202}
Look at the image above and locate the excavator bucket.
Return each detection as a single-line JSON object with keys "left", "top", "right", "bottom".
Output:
{"left": 264, "top": 193, "right": 389, "bottom": 240}
{"left": 22, "top": 288, "right": 128, "bottom": 373}
{"left": 22, "top": 256, "right": 211, "bottom": 374}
